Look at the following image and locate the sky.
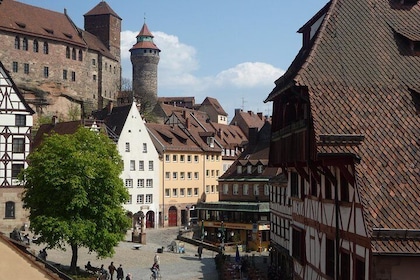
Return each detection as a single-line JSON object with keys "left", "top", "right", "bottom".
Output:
{"left": 19, "top": 0, "right": 328, "bottom": 120}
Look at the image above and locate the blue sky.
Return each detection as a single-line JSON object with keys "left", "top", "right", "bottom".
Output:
{"left": 20, "top": 0, "right": 328, "bottom": 119}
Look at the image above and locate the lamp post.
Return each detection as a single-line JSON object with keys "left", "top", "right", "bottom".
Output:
{"left": 221, "top": 221, "right": 225, "bottom": 251}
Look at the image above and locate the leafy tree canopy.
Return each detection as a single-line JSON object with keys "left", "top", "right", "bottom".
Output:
{"left": 21, "top": 127, "right": 130, "bottom": 270}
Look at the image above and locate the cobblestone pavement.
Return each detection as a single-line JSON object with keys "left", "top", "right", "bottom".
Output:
{"left": 30, "top": 227, "right": 219, "bottom": 280}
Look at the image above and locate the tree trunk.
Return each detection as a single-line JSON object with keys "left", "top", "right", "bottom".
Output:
{"left": 70, "top": 243, "right": 78, "bottom": 273}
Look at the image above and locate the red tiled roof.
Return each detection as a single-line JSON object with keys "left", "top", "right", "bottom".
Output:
{"left": 200, "top": 97, "right": 228, "bottom": 116}
{"left": 267, "top": 0, "right": 420, "bottom": 252}
{"left": 84, "top": 1, "right": 121, "bottom": 20}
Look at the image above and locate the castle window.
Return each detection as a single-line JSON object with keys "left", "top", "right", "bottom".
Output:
{"left": 72, "top": 48, "right": 76, "bottom": 60}
{"left": 43, "top": 42, "right": 48, "bottom": 54}
{"left": 93, "top": 74, "right": 96, "bottom": 81}
{"left": 24, "top": 63, "right": 29, "bottom": 74}
{"left": 33, "top": 40, "right": 39, "bottom": 52}
{"left": 66, "top": 47, "right": 70, "bottom": 58}
{"left": 109, "top": 65, "right": 112, "bottom": 72}
{"left": 15, "top": 115, "right": 26, "bottom": 126}
{"left": 78, "top": 50, "right": 83, "bottom": 61}
{"left": 12, "top": 62, "right": 18, "bottom": 73}
{"left": 5, "top": 201, "right": 15, "bottom": 218}
{"left": 114, "top": 66, "right": 116, "bottom": 74}
{"left": 22, "top": 38, "right": 28, "bottom": 51}
{"left": 43, "top": 66, "right": 49, "bottom": 78}
{"left": 63, "top": 69, "right": 67, "bottom": 80}
{"left": 92, "top": 59, "right": 96, "bottom": 66}
{"left": 71, "top": 71, "right": 76, "bottom": 81}
{"left": 15, "top": 36, "right": 20, "bottom": 49}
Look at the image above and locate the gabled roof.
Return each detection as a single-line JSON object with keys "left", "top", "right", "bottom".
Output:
{"left": 200, "top": 97, "right": 228, "bottom": 116}
{"left": 101, "top": 104, "right": 131, "bottom": 137}
{"left": 266, "top": 0, "right": 420, "bottom": 253}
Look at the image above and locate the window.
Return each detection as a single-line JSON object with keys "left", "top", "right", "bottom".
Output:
{"left": 33, "top": 40, "right": 38, "bottom": 52}
{"left": 237, "top": 166, "right": 242, "bottom": 174}
{"left": 92, "top": 59, "right": 96, "bottom": 65}
{"left": 165, "top": 154, "right": 170, "bottom": 162}
{"left": 24, "top": 63, "right": 29, "bottom": 74}
{"left": 78, "top": 49, "right": 83, "bottom": 61}
{"left": 310, "top": 175, "right": 318, "bottom": 196}
{"left": 223, "top": 184, "right": 229, "bottom": 195}
{"left": 125, "top": 179, "right": 133, "bottom": 188}
{"left": 205, "top": 185, "right": 210, "bottom": 193}
{"left": 233, "top": 184, "right": 239, "bottom": 195}
{"left": 341, "top": 252, "right": 351, "bottom": 280}
{"left": 146, "top": 194, "right": 153, "bottom": 203}
{"left": 172, "top": 155, "right": 177, "bottom": 162}
{"left": 206, "top": 170, "right": 210, "bottom": 177}
{"left": 187, "top": 188, "right": 192, "bottom": 196}
{"left": 194, "top": 155, "right": 199, "bottom": 163}
{"left": 138, "top": 161, "right": 144, "bottom": 171}
{"left": 194, "top": 188, "right": 199, "bottom": 196}
{"left": 247, "top": 165, "right": 252, "bottom": 174}
{"left": 292, "top": 228, "right": 305, "bottom": 263}
{"left": 165, "top": 189, "right": 170, "bottom": 197}
{"left": 22, "top": 37, "right": 28, "bottom": 50}
{"left": 15, "top": 115, "right": 26, "bottom": 126}
{"left": 43, "top": 66, "right": 49, "bottom": 78}
{"left": 325, "top": 176, "right": 332, "bottom": 199}
{"left": 71, "top": 71, "right": 76, "bottom": 81}
{"left": 43, "top": 42, "right": 48, "bottom": 54}
{"left": 165, "top": 172, "right": 170, "bottom": 180}
{"left": 180, "top": 172, "right": 185, "bottom": 180}
{"left": 180, "top": 155, "right": 185, "bottom": 162}
{"left": 187, "top": 155, "right": 191, "bottom": 162}
{"left": 172, "top": 189, "right": 177, "bottom": 197}
{"left": 125, "top": 142, "right": 130, "bottom": 152}
{"left": 148, "top": 161, "right": 153, "bottom": 171}
{"left": 146, "top": 179, "right": 153, "bottom": 188}
{"left": 291, "top": 172, "right": 299, "bottom": 197}
{"left": 12, "top": 138, "right": 25, "bottom": 153}
{"left": 211, "top": 170, "right": 214, "bottom": 177}
{"left": 137, "top": 179, "right": 144, "bottom": 188}
{"left": 355, "top": 258, "right": 365, "bottom": 280}
{"left": 194, "top": 172, "right": 199, "bottom": 180}
{"left": 264, "top": 184, "right": 270, "bottom": 196}
{"left": 5, "top": 201, "right": 15, "bottom": 218}
{"left": 180, "top": 188, "right": 185, "bottom": 197}
{"left": 187, "top": 172, "right": 192, "bottom": 180}
{"left": 340, "top": 171, "right": 349, "bottom": 202}
{"left": 12, "top": 62, "right": 18, "bottom": 73}
{"left": 253, "top": 184, "right": 259, "bottom": 196}
{"left": 130, "top": 160, "right": 135, "bottom": 171}
{"left": 143, "top": 143, "right": 147, "bottom": 153}
{"left": 63, "top": 69, "right": 67, "bottom": 80}
{"left": 137, "top": 194, "right": 144, "bottom": 204}
{"left": 172, "top": 172, "right": 177, "bottom": 180}
{"left": 93, "top": 74, "right": 96, "bottom": 81}
{"left": 243, "top": 184, "right": 249, "bottom": 195}
{"left": 126, "top": 195, "right": 132, "bottom": 204}
{"left": 66, "top": 47, "right": 70, "bottom": 58}
{"left": 12, "top": 164, "right": 24, "bottom": 179}
{"left": 72, "top": 48, "right": 76, "bottom": 60}
{"left": 211, "top": 185, "right": 215, "bottom": 193}
{"left": 258, "top": 165, "right": 263, "bottom": 174}
{"left": 216, "top": 170, "right": 220, "bottom": 176}
{"left": 326, "top": 238, "right": 335, "bottom": 277}
{"left": 15, "top": 36, "right": 20, "bottom": 49}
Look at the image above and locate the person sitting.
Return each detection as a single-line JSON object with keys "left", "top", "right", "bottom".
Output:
{"left": 85, "top": 261, "right": 98, "bottom": 273}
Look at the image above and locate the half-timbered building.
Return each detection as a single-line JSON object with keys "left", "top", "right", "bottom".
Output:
{"left": 266, "top": 0, "right": 420, "bottom": 279}
{"left": 0, "top": 61, "right": 34, "bottom": 233}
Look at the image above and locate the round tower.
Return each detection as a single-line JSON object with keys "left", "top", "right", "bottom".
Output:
{"left": 130, "top": 23, "right": 160, "bottom": 113}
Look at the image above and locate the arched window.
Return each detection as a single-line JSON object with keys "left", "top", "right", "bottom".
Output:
{"left": 22, "top": 37, "right": 28, "bottom": 51}
{"left": 43, "top": 42, "right": 49, "bottom": 54}
{"left": 5, "top": 201, "right": 15, "bottom": 218}
{"left": 15, "top": 36, "right": 20, "bottom": 49}
{"left": 66, "top": 46, "right": 70, "bottom": 58}
{"left": 33, "top": 40, "right": 39, "bottom": 52}
{"left": 78, "top": 49, "right": 83, "bottom": 61}
{"left": 72, "top": 48, "right": 76, "bottom": 60}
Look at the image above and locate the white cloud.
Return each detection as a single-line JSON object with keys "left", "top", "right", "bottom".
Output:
{"left": 120, "top": 29, "right": 284, "bottom": 117}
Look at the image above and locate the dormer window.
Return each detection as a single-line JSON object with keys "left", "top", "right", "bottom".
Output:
{"left": 207, "top": 136, "right": 215, "bottom": 148}
{"left": 391, "top": 0, "right": 418, "bottom": 8}
{"left": 43, "top": 28, "right": 54, "bottom": 34}
{"left": 393, "top": 28, "right": 420, "bottom": 56}
{"left": 247, "top": 165, "right": 252, "bottom": 174}
{"left": 237, "top": 165, "right": 242, "bottom": 174}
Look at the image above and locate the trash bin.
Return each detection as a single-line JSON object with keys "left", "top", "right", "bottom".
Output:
{"left": 157, "top": 247, "right": 163, "bottom": 253}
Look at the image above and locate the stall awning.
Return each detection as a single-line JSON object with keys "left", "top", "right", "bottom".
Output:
{"left": 196, "top": 201, "right": 269, "bottom": 212}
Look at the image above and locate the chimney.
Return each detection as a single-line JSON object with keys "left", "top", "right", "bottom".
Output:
{"left": 218, "top": 128, "right": 222, "bottom": 138}
{"left": 186, "top": 117, "right": 190, "bottom": 129}
{"left": 248, "top": 110, "right": 252, "bottom": 115}
{"left": 234, "top": 108, "right": 242, "bottom": 116}
{"left": 257, "top": 112, "right": 263, "bottom": 120}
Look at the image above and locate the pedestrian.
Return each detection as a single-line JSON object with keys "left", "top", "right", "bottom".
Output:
{"left": 108, "top": 261, "right": 116, "bottom": 280}
{"left": 125, "top": 273, "right": 132, "bottom": 280}
{"left": 154, "top": 253, "right": 160, "bottom": 266}
{"left": 116, "top": 264, "right": 124, "bottom": 280}
{"left": 197, "top": 245, "right": 203, "bottom": 260}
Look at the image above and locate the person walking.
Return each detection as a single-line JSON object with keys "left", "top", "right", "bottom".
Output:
{"left": 153, "top": 253, "right": 160, "bottom": 266}
{"left": 197, "top": 245, "right": 203, "bottom": 260}
{"left": 116, "top": 264, "right": 124, "bottom": 280}
{"left": 108, "top": 261, "right": 116, "bottom": 280}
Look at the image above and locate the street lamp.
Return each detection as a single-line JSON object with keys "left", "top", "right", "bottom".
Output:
{"left": 217, "top": 221, "right": 225, "bottom": 252}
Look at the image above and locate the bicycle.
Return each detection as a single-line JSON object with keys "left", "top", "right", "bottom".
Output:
{"left": 150, "top": 268, "right": 162, "bottom": 280}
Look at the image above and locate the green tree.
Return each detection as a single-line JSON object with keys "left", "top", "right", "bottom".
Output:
{"left": 21, "top": 127, "right": 130, "bottom": 272}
